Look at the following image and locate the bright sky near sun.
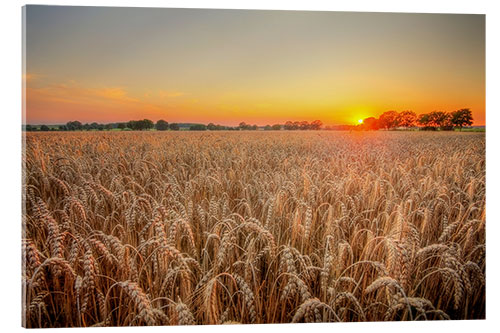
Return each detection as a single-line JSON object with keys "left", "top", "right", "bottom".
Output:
{"left": 24, "top": 6, "right": 485, "bottom": 125}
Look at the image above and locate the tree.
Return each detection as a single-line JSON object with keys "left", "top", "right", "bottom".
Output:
{"left": 378, "top": 111, "right": 400, "bottom": 130}
{"left": 128, "top": 120, "right": 138, "bottom": 130}
{"left": 58, "top": 125, "right": 68, "bottom": 131}
{"left": 141, "top": 119, "right": 154, "bottom": 130}
{"left": 169, "top": 123, "right": 180, "bottom": 131}
{"left": 417, "top": 113, "right": 435, "bottom": 130}
{"left": 126, "top": 120, "right": 137, "bottom": 130}
{"left": 105, "top": 123, "right": 113, "bottom": 130}
{"left": 156, "top": 119, "right": 169, "bottom": 131}
{"left": 362, "top": 117, "right": 380, "bottom": 130}
{"left": 264, "top": 125, "right": 272, "bottom": 131}
{"left": 310, "top": 120, "right": 323, "bottom": 130}
{"left": 189, "top": 124, "right": 207, "bottom": 131}
{"left": 207, "top": 123, "right": 217, "bottom": 131}
{"left": 271, "top": 124, "right": 282, "bottom": 130}
{"left": 66, "top": 120, "right": 82, "bottom": 131}
{"left": 117, "top": 123, "right": 127, "bottom": 130}
{"left": 40, "top": 125, "right": 50, "bottom": 131}
{"left": 451, "top": 108, "right": 473, "bottom": 130}
{"left": 25, "top": 124, "right": 34, "bottom": 131}
{"left": 428, "top": 111, "right": 452, "bottom": 130}
{"left": 127, "top": 119, "right": 154, "bottom": 130}
{"left": 238, "top": 122, "right": 255, "bottom": 130}
{"left": 299, "top": 121, "right": 310, "bottom": 130}
{"left": 396, "top": 110, "right": 417, "bottom": 129}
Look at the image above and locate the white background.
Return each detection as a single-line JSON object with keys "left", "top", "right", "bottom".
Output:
{"left": 1, "top": 0, "right": 498, "bottom": 332}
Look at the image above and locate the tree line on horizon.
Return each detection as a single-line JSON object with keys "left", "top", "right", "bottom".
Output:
{"left": 23, "top": 119, "right": 324, "bottom": 132}
{"left": 356, "top": 108, "right": 474, "bottom": 131}
{"left": 24, "top": 108, "right": 475, "bottom": 132}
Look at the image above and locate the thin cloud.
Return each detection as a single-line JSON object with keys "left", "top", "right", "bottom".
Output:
{"left": 27, "top": 80, "right": 141, "bottom": 105}
{"left": 25, "top": 80, "right": 168, "bottom": 123}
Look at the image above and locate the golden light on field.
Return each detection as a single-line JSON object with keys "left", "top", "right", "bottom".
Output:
{"left": 23, "top": 131, "right": 485, "bottom": 327}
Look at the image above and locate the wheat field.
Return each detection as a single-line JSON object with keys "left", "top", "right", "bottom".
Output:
{"left": 22, "top": 131, "right": 485, "bottom": 327}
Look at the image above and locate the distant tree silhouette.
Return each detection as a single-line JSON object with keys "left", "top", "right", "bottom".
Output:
{"left": 126, "top": 120, "right": 136, "bottom": 130}
{"left": 238, "top": 122, "right": 258, "bottom": 130}
{"left": 117, "top": 123, "right": 127, "bottom": 130}
{"left": 142, "top": 119, "right": 154, "bottom": 130}
{"left": 105, "top": 123, "right": 113, "bottom": 130}
{"left": 310, "top": 120, "right": 323, "bottom": 130}
{"left": 451, "top": 108, "right": 473, "bottom": 130}
{"left": 40, "top": 125, "right": 50, "bottom": 131}
{"left": 397, "top": 110, "right": 417, "bottom": 129}
{"left": 379, "top": 111, "right": 400, "bottom": 129}
{"left": 282, "top": 120, "right": 322, "bottom": 130}
{"left": 362, "top": 117, "right": 380, "bottom": 130}
{"left": 169, "top": 123, "right": 180, "bottom": 131}
{"left": 66, "top": 120, "right": 82, "bottom": 131}
{"left": 417, "top": 113, "right": 435, "bottom": 130}
{"left": 127, "top": 119, "right": 154, "bottom": 130}
{"left": 208, "top": 123, "right": 229, "bottom": 131}
{"left": 299, "top": 121, "right": 310, "bottom": 130}
{"left": 264, "top": 125, "right": 272, "bottom": 130}
{"left": 155, "top": 119, "right": 169, "bottom": 131}
{"left": 238, "top": 122, "right": 251, "bottom": 130}
{"left": 429, "top": 111, "right": 452, "bottom": 130}
{"left": 189, "top": 124, "right": 207, "bottom": 131}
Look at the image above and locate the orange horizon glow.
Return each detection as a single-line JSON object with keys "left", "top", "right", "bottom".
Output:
{"left": 24, "top": 7, "right": 485, "bottom": 126}
{"left": 24, "top": 75, "right": 486, "bottom": 126}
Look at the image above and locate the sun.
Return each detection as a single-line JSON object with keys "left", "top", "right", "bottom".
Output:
{"left": 358, "top": 119, "right": 363, "bottom": 124}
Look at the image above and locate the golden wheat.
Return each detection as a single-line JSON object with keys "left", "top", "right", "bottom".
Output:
{"left": 22, "top": 131, "right": 485, "bottom": 327}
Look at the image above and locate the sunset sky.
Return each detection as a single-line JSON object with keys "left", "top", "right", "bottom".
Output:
{"left": 24, "top": 6, "right": 485, "bottom": 126}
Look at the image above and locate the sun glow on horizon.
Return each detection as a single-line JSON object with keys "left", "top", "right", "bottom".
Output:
{"left": 358, "top": 119, "right": 364, "bottom": 124}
